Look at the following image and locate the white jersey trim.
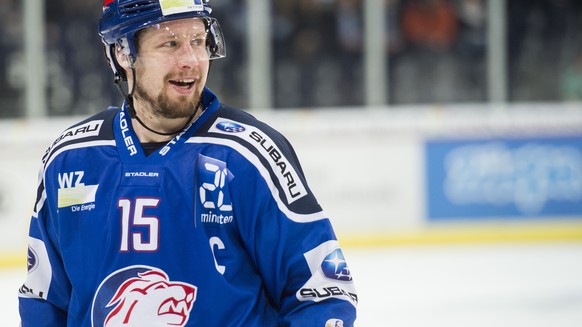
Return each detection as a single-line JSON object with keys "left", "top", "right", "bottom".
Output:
{"left": 208, "top": 118, "right": 308, "bottom": 204}
{"left": 187, "top": 137, "right": 327, "bottom": 223}
{"left": 19, "top": 237, "right": 52, "bottom": 300}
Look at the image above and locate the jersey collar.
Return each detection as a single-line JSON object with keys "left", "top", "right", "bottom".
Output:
{"left": 114, "top": 87, "right": 220, "bottom": 163}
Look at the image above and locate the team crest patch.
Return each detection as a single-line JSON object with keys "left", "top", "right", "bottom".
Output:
{"left": 92, "top": 266, "right": 197, "bottom": 327}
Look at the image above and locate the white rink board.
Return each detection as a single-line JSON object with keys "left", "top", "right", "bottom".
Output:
{"left": 0, "top": 119, "right": 75, "bottom": 257}
{"left": 2, "top": 104, "right": 582, "bottom": 256}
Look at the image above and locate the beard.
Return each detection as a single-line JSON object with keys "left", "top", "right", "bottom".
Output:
{"left": 133, "top": 73, "right": 201, "bottom": 120}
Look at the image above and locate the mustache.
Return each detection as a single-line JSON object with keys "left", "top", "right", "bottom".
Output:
{"left": 164, "top": 71, "right": 200, "bottom": 81}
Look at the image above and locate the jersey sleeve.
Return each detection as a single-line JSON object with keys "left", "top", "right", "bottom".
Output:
{"left": 19, "top": 108, "right": 117, "bottom": 326}
{"left": 19, "top": 157, "right": 72, "bottom": 326}
{"left": 222, "top": 121, "right": 358, "bottom": 326}
{"left": 250, "top": 207, "right": 358, "bottom": 327}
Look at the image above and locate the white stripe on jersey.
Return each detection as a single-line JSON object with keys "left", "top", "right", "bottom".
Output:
{"left": 187, "top": 137, "right": 327, "bottom": 223}
{"left": 208, "top": 118, "right": 308, "bottom": 205}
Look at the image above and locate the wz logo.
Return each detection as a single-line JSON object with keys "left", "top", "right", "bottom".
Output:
{"left": 58, "top": 171, "right": 85, "bottom": 189}
{"left": 57, "top": 171, "right": 99, "bottom": 209}
{"left": 92, "top": 266, "right": 197, "bottom": 327}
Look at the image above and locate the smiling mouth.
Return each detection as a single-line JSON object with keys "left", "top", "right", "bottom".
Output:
{"left": 169, "top": 79, "right": 195, "bottom": 90}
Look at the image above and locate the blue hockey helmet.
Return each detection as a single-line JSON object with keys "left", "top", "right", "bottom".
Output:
{"left": 99, "top": 0, "right": 226, "bottom": 80}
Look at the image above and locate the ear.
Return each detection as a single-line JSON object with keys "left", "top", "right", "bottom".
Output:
{"left": 114, "top": 44, "right": 132, "bottom": 71}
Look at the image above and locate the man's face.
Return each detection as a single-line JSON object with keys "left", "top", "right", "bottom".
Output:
{"left": 132, "top": 18, "right": 210, "bottom": 119}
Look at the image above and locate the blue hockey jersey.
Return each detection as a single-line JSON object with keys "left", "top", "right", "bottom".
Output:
{"left": 18, "top": 88, "right": 357, "bottom": 326}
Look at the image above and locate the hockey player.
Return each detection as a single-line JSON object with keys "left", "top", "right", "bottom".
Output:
{"left": 18, "top": 0, "right": 357, "bottom": 326}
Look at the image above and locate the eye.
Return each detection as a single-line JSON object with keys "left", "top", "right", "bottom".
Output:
{"left": 192, "top": 38, "right": 205, "bottom": 47}
{"left": 162, "top": 40, "right": 178, "bottom": 47}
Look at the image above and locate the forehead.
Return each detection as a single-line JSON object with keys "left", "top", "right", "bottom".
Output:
{"left": 141, "top": 18, "right": 207, "bottom": 39}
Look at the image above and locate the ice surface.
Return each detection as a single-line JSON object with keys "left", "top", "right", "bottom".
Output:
{"left": 346, "top": 242, "right": 582, "bottom": 327}
{"left": 3, "top": 242, "right": 582, "bottom": 326}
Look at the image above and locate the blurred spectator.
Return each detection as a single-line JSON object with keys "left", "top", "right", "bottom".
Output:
{"left": 272, "top": 1, "right": 300, "bottom": 108}
{"left": 3, "top": 0, "right": 582, "bottom": 116}
{"left": 508, "top": 0, "right": 571, "bottom": 101}
{"left": 336, "top": 0, "right": 364, "bottom": 105}
{"left": 401, "top": 0, "right": 458, "bottom": 52}
{"left": 453, "top": 0, "right": 486, "bottom": 101}
{"left": 454, "top": 0, "right": 486, "bottom": 59}
{"left": 385, "top": 0, "right": 404, "bottom": 103}
{"left": 337, "top": 0, "right": 363, "bottom": 54}
{"left": 395, "top": 0, "right": 460, "bottom": 103}
{"left": 45, "top": 1, "right": 121, "bottom": 116}
{"left": 385, "top": 0, "right": 405, "bottom": 56}
{"left": 292, "top": 27, "right": 320, "bottom": 107}
{"left": 560, "top": 52, "right": 582, "bottom": 101}
{"left": 273, "top": 0, "right": 342, "bottom": 108}
{"left": 206, "top": 0, "right": 247, "bottom": 108}
{"left": 0, "top": 0, "right": 24, "bottom": 118}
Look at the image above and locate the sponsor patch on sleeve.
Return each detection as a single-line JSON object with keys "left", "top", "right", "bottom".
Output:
{"left": 51, "top": 120, "right": 103, "bottom": 149}
{"left": 297, "top": 240, "right": 358, "bottom": 306}
{"left": 19, "top": 237, "right": 52, "bottom": 300}
{"left": 209, "top": 118, "right": 308, "bottom": 205}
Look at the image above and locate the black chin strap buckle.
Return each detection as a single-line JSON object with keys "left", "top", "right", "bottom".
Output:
{"left": 113, "top": 70, "right": 137, "bottom": 118}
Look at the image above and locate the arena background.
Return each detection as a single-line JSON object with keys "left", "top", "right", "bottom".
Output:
{"left": 2, "top": 0, "right": 582, "bottom": 325}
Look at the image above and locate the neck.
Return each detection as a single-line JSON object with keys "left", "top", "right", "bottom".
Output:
{"left": 132, "top": 114, "right": 191, "bottom": 143}
{"left": 129, "top": 102, "right": 201, "bottom": 143}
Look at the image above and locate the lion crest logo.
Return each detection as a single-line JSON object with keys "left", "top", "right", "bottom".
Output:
{"left": 92, "top": 266, "right": 197, "bottom": 327}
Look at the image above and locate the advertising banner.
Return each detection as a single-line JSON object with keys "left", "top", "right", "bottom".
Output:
{"left": 426, "top": 136, "right": 582, "bottom": 220}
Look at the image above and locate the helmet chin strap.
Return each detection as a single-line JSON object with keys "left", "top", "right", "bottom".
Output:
{"left": 113, "top": 62, "right": 201, "bottom": 137}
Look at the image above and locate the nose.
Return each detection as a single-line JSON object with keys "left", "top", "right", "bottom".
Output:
{"left": 175, "top": 44, "right": 200, "bottom": 69}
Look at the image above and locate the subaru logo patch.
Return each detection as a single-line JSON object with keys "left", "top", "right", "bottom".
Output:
{"left": 27, "top": 246, "right": 38, "bottom": 273}
{"left": 321, "top": 249, "right": 352, "bottom": 281}
{"left": 216, "top": 121, "right": 246, "bottom": 133}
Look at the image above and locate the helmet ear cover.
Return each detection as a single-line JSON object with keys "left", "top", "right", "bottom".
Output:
{"left": 104, "top": 43, "right": 128, "bottom": 82}
{"left": 103, "top": 37, "right": 135, "bottom": 82}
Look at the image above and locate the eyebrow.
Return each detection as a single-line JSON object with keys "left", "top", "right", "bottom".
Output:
{"left": 138, "top": 26, "right": 207, "bottom": 48}
{"left": 152, "top": 31, "right": 207, "bottom": 40}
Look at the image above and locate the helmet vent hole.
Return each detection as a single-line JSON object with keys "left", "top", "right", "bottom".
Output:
{"left": 119, "top": 0, "right": 159, "bottom": 15}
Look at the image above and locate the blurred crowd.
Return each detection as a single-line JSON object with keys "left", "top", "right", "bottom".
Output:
{"left": 1, "top": 0, "right": 582, "bottom": 117}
